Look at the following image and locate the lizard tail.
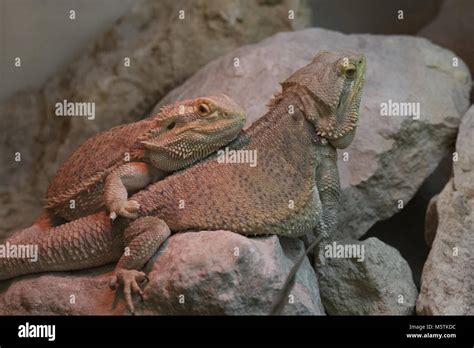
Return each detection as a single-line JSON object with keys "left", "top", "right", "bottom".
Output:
{"left": 0, "top": 213, "right": 121, "bottom": 281}
{"left": 270, "top": 235, "right": 323, "bottom": 315}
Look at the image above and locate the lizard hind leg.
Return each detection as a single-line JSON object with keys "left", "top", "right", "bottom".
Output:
{"left": 110, "top": 216, "right": 171, "bottom": 314}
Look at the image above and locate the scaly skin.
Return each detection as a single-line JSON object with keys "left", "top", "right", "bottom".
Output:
{"left": 0, "top": 51, "right": 366, "bottom": 314}
{"left": 44, "top": 94, "right": 246, "bottom": 222}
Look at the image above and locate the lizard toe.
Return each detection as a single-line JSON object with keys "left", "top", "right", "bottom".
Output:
{"left": 118, "top": 208, "right": 139, "bottom": 219}
{"left": 116, "top": 200, "right": 140, "bottom": 219}
{"left": 110, "top": 269, "right": 148, "bottom": 314}
{"left": 109, "top": 275, "right": 118, "bottom": 289}
{"left": 125, "top": 200, "right": 140, "bottom": 213}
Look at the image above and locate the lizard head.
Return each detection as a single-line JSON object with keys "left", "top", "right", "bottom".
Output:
{"left": 140, "top": 94, "right": 246, "bottom": 171}
{"left": 282, "top": 50, "right": 366, "bottom": 149}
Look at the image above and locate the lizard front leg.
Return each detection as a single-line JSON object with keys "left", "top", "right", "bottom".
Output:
{"left": 109, "top": 216, "right": 171, "bottom": 314}
{"left": 104, "top": 162, "right": 162, "bottom": 220}
{"left": 312, "top": 144, "right": 340, "bottom": 265}
{"left": 271, "top": 145, "right": 340, "bottom": 315}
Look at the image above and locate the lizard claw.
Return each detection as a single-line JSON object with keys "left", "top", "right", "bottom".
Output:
{"left": 109, "top": 269, "right": 147, "bottom": 314}
{"left": 109, "top": 274, "right": 118, "bottom": 289}
{"left": 110, "top": 200, "right": 140, "bottom": 220}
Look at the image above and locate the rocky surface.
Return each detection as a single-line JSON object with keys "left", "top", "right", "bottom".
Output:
{"left": 417, "top": 106, "right": 474, "bottom": 315}
{"left": 424, "top": 194, "right": 439, "bottom": 248}
{"left": 418, "top": 0, "right": 474, "bottom": 102}
{"left": 0, "top": 0, "right": 311, "bottom": 239}
{"left": 0, "top": 231, "right": 324, "bottom": 315}
{"left": 317, "top": 237, "right": 418, "bottom": 315}
{"left": 157, "top": 28, "right": 472, "bottom": 241}
{"left": 311, "top": 0, "right": 443, "bottom": 35}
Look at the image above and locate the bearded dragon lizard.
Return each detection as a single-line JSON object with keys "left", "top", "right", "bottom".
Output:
{"left": 0, "top": 51, "right": 366, "bottom": 314}
{"left": 43, "top": 94, "right": 246, "bottom": 223}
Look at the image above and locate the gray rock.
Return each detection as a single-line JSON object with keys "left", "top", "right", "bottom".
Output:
{"left": 453, "top": 107, "right": 474, "bottom": 192}
{"left": 424, "top": 194, "right": 439, "bottom": 248}
{"left": 157, "top": 28, "right": 472, "bottom": 240}
{"left": 317, "top": 237, "right": 418, "bottom": 315}
{"left": 0, "top": 0, "right": 311, "bottom": 239}
{"left": 417, "top": 106, "right": 474, "bottom": 315}
{"left": 418, "top": 0, "right": 474, "bottom": 101}
{"left": 311, "top": 0, "right": 443, "bottom": 35}
{"left": 0, "top": 231, "right": 324, "bottom": 315}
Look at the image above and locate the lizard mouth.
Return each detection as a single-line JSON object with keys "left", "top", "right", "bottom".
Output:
{"left": 154, "top": 116, "right": 245, "bottom": 157}
{"left": 145, "top": 116, "right": 245, "bottom": 171}
{"left": 180, "top": 117, "right": 245, "bottom": 139}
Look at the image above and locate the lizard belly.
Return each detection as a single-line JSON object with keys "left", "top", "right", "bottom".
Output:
{"left": 267, "top": 183, "right": 322, "bottom": 238}
{"left": 139, "top": 155, "right": 322, "bottom": 238}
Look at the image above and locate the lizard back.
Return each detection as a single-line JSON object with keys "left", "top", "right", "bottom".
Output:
{"left": 44, "top": 117, "right": 156, "bottom": 215}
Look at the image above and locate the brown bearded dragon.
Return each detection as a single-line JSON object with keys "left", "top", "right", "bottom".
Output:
{"left": 0, "top": 51, "right": 366, "bottom": 314}
{"left": 43, "top": 94, "right": 246, "bottom": 223}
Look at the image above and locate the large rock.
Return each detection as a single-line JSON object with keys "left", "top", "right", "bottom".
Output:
{"left": 417, "top": 106, "right": 474, "bottom": 315}
{"left": 424, "top": 193, "right": 439, "bottom": 248}
{"left": 0, "top": 0, "right": 311, "bottom": 239}
{"left": 157, "top": 28, "right": 472, "bottom": 240}
{"left": 418, "top": 0, "right": 474, "bottom": 102}
{"left": 0, "top": 231, "right": 324, "bottom": 315}
{"left": 311, "top": 0, "right": 443, "bottom": 35}
{"left": 317, "top": 237, "right": 418, "bottom": 315}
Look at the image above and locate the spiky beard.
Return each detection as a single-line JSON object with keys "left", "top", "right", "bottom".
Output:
{"left": 315, "top": 72, "right": 365, "bottom": 147}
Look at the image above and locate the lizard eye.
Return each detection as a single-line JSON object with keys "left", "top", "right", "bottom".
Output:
{"left": 198, "top": 103, "right": 211, "bottom": 115}
{"left": 167, "top": 121, "right": 176, "bottom": 130}
{"left": 343, "top": 64, "right": 357, "bottom": 79}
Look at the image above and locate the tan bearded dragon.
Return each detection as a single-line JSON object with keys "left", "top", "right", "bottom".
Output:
{"left": 1, "top": 51, "right": 366, "bottom": 314}
{"left": 43, "top": 94, "right": 246, "bottom": 223}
